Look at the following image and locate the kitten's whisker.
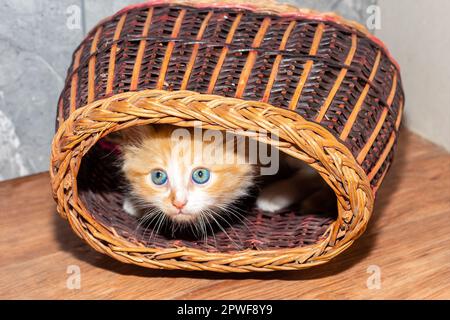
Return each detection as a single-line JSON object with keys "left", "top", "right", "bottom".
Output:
{"left": 151, "top": 212, "right": 166, "bottom": 242}
{"left": 146, "top": 211, "right": 164, "bottom": 243}
{"left": 134, "top": 208, "right": 160, "bottom": 230}
{"left": 210, "top": 210, "right": 243, "bottom": 244}
{"left": 226, "top": 203, "right": 254, "bottom": 224}
{"left": 214, "top": 204, "right": 253, "bottom": 231}
{"left": 133, "top": 208, "right": 160, "bottom": 239}
{"left": 203, "top": 213, "right": 218, "bottom": 249}
{"left": 138, "top": 207, "right": 160, "bottom": 221}
{"left": 147, "top": 215, "right": 161, "bottom": 243}
{"left": 190, "top": 216, "right": 201, "bottom": 240}
{"left": 171, "top": 220, "right": 186, "bottom": 237}
{"left": 217, "top": 203, "right": 249, "bottom": 222}
{"left": 198, "top": 213, "right": 209, "bottom": 246}
{"left": 170, "top": 221, "right": 178, "bottom": 237}
{"left": 188, "top": 222, "right": 197, "bottom": 239}
{"left": 139, "top": 211, "right": 160, "bottom": 240}
{"left": 204, "top": 209, "right": 241, "bottom": 250}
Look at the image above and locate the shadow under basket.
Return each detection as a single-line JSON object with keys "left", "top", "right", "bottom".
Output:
{"left": 50, "top": 0, "right": 404, "bottom": 272}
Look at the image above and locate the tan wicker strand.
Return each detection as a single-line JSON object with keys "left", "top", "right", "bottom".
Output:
{"left": 340, "top": 50, "right": 382, "bottom": 141}
{"left": 288, "top": 22, "right": 324, "bottom": 110}
{"left": 157, "top": 9, "right": 187, "bottom": 89}
{"left": 235, "top": 16, "right": 271, "bottom": 98}
{"left": 357, "top": 71, "right": 398, "bottom": 163}
{"left": 106, "top": 13, "right": 127, "bottom": 95}
{"left": 368, "top": 131, "right": 396, "bottom": 181}
{"left": 206, "top": 12, "right": 243, "bottom": 94}
{"left": 315, "top": 33, "right": 358, "bottom": 122}
{"left": 130, "top": 8, "right": 154, "bottom": 91}
{"left": 262, "top": 20, "right": 297, "bottom": 102}
{"left": 180, "top": 11, "right": 213, "bottom": 89}
{"left": 87, "top": 26, "right": 102, "bottom": 104}
{"left": 69, "top": 46, "right": 84, "bottom": 113}
{"left": 50, "top": 89, "right": 373, "bottom": 272}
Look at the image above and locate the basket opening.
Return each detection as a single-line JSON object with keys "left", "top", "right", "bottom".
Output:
{"left": 77, "top": 124, "right": 338, "bottom": 253}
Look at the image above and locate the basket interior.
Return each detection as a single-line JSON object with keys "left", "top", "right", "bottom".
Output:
{"left": 77, "top": 127, "right": 337, "bottom": 253}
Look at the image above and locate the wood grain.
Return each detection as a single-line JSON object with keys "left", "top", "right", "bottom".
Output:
{"left": 0, "top": 129, "right": 449, "bottom": 299}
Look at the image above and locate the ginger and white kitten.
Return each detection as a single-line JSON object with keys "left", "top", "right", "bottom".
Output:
{"left": 116, "top": 124, "right": 331, "bottom": 227}
{"left": 119, "top": 125, "right": 254, "bottom": 225}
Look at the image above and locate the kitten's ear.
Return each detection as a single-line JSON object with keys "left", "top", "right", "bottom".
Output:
{"left": 105, "top": 125, "right": 153, "bottom": 146}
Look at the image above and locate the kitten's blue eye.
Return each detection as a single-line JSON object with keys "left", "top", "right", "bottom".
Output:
{"left": 150, "top": 169, "right": 168, "bottom": 185}
{"left": 192, "top": 168, "right": 210, "bottom": 184}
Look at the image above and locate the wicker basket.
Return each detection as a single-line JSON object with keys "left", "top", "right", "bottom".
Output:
{"left": 51, "top": 0, "right": 404, "bottom": 272}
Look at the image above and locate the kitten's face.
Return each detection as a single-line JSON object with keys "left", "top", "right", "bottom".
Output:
{"left": 121, "top": 125, "right": 254, "bottom": 224}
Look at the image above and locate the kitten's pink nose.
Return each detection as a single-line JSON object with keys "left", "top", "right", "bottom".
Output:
{"left": 172, "top": 199, "right": 187, "bottom": 210}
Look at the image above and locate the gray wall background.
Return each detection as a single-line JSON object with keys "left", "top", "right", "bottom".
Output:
{"left": 0, "top": 0, "right": 391, "bottom": 181}
{"left": 376, "top": 0, "right": 450, "bottom": 152}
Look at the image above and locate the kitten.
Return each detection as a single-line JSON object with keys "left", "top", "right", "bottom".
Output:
{"left": 118, "top": 125, "right": 255, "bottom": 226}
{"left": 114, "top": 124, "right": 333, "bottom": 229}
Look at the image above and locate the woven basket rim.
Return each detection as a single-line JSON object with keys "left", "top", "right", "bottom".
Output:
{"left": 84, "top": 0, "right": 400, "bottom": 72}
{"left": 51, "top": 90, "right": 374, "bottom": 272}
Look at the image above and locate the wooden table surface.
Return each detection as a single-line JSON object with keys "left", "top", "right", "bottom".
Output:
{"left": 1, "top": 130, "right": 449, "bottom": 299}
